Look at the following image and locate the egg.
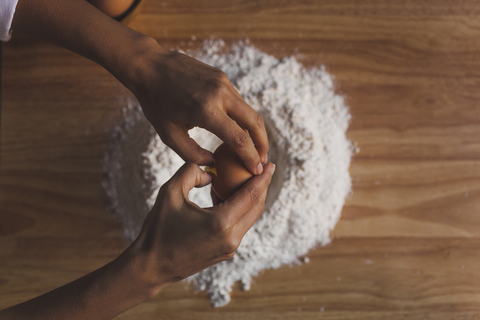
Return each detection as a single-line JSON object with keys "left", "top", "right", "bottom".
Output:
{"left": 208, "top": 143, "right": 254, "bottom": 201}
{"left": 88, "top": 0, "right": 136, "bottom": 18}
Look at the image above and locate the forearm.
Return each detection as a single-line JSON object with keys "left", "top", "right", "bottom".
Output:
{"left": 11, "top": 0, "right": 163, "bottom": 94}
{"left": 0, "top": 247, "right": 163, "bottom": 320}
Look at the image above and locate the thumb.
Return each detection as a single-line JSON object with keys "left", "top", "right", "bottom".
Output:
{"left": 170, "top": 162, "right": 213, "bottom": 199}
{"left": 161, "top": 123, "right": 214, "bottom": 166}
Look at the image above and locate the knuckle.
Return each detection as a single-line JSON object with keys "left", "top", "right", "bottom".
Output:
{"left": 208, "top": 73, "right": 229, "bottom": 95}
{"left": 215, "top": 82, "right": 229, "bottom": 98}
{"left": 232, "top": 131, "right": 250, "bottom": 149}
{"left": 258, "top": 200, "right": 266, "bottom": 213}
{"left": 209, "top": 215, "right": 232, "bottom": 237}
{"left": 208, "top": 216, "right": 223, "bottom": 235}
{"left": 214, "top": 68, "right": 229, "bottom": 81}
{"left": 222, "top": 237, "right": 239, "bottom": 255}
{"left": 192, "top": 149, "right": 211, "bottom": 165}
{"left": 207, "top": 69, "right": 229, "bottom": 83}
{"left": 184, "top": 161, "right": 198, "bottom": 172}
{"left": 223, "top": 251, "right": 236, "bottom": 260}
{"left": 159, "top": 183, "right": 180, "bottom": 208}
{"left": 201, "top": 103, "right": 221, "bottom": 124}
{"left": 162, "top": 181, "right": 176, "bottom": 196}
{"left": 254, "top": 113, "right": 265, "bottom": 129}
{"left": 199, "top": 73, "right": 231, "bottom": 122}
{"left": 159, "top": 130, "right": 174, "bottom": 147}
{"left": 248, "top": 186, "right": 262, "bottom": 203}
{"left": 216, "top": 70, "right": 230, "bottom": 82}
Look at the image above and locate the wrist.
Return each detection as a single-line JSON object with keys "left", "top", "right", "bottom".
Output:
{"left": 120, "top": 240, "right": 171, "bottom": 299}
{"left": 106, "top": 34, "right": 166, "bottom": 96}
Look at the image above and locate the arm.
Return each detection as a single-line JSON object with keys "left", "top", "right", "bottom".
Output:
{"left": 0, "top": 250, "right": 154, "bottom": 320}
{"left": 3, "top": 2, "right": 272, "bottom": 317}
{"left": 11, "top": 0, "right": 269, "bottom": 174}
{"left": 0, "top": 162, "right": 275, "bottom": 319}
{"left": 11, "top": 0, "right": 153, "bottom": 88}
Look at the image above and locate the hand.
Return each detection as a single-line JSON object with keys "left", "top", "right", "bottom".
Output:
{"left": 132, "top": 48, "right": 269, "bottom": 175}
{"left": 7, "top": 1, "right": 270, "bottom": 318}
{"left": 129, "top": 161, "right": 275, "bottom": 287}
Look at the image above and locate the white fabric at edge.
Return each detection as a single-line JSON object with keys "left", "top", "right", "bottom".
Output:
{"left": 0, "top": 0, "right": 19, "bottom": 41}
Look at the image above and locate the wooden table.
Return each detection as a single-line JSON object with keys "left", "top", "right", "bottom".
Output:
{"left": 1, "top": 1, "right": 479, "bottom": 319}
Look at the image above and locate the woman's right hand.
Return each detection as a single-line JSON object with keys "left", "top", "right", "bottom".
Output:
{"left": 128, "top": 161, "right": 275, "bottom": 290}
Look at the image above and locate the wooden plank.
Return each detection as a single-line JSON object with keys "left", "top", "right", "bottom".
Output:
{"left": 1, "top": 0, "right": 480, "bottom": 318}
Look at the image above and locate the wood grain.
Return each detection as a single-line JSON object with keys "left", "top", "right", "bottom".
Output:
{"left": 1, "top": 0, "right": 480, "bottom": 319}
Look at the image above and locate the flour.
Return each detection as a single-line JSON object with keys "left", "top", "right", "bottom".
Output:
{"left": 103, "top": 39, "right": 352, "bottom": 307}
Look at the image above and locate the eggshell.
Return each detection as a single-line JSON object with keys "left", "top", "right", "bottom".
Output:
{"left": 211, "top": 143, "right": 254, "bottom": 201}
{"left": 89, "top": 0, "right": 135, "bottom": 18}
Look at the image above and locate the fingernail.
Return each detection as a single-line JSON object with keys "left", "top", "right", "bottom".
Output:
{"left": 256, "top": 163, "right": 264, "bottom": 175}
{"left": 271, "top": 163, "right": 276, "bottom": 174}
{"left": 262, "top": 154, "right": 268, "bottom": 163}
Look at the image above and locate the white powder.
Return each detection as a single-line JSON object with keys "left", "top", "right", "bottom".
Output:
{"left": 103, "top": 40, "right": 352, "bottom": 307}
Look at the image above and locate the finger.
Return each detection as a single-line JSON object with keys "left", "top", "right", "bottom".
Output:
{"left": 220, "top": 163, "right": 275, "bottom": 224}
{"left": 224, "top": 82, "right": 268, "bottom": 163}
{"left": 226, "top": 81, "right": 245, "bottom": 102}
{"left": 233, "top": 188, "right": 268, "bottom": 238}
{"left": 204, "top": 113, "right": 263, "bottom": 175}
{"left": 210, "top": 186, "right": 223, "bottom": 206}
{"left": 170, "top": 162, "right": 213, "bottom": 199}
{"left": 161, "top": 123, "right": 214, "bottom": 166}
{"left": 224, "top": 84, "right": 269, "bottom": 163}
{"left": 226, "top": 98, "right": 269, "bottom": 164}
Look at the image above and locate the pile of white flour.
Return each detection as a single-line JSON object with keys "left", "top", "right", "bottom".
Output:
{"left": 103, "top": 40, "right": 352, "bottom": 307}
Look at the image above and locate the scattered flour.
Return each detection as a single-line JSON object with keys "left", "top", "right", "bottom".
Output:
{"left": 103, "top": 40, "right": 352, "bottom": 307}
